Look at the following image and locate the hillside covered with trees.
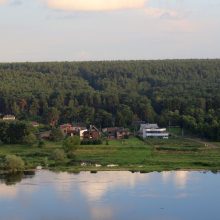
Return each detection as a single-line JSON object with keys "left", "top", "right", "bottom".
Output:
{"left": 0, "top": 60, "right": 220, "bottom": 140}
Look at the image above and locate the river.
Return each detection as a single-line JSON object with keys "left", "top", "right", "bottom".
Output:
{"left": 0, "top": 171, "right": 220, "bottom": 220}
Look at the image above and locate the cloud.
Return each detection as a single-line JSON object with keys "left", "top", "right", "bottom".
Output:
{"left": 145, "top": 7, "right": 187, "bottom": 20}
{"left": 45, "top": 0, "right": 146, "bottom": 11}
{"left": 10, "top": 0, "right": 23, "bottom": 6}
{"left": 0, "top": 0, "right": 7, "bottom": 4}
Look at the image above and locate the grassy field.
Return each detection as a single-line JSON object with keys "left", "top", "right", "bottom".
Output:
{"left": 1, "top": 137, "right": 220, "bottom": 173}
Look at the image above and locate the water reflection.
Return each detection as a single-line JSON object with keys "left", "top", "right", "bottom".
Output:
{"left": 0, "top": 184, "right": 17, "bottom": 199}
{"left": 90, "top": 206, "right": 114, "bottom": 220}
{"left": 78, "top": 172, "right": 149, "bottom": 201}
{"left": 0, "top": 171, "right": 35, "bottom": 186}
{"left": 0, "top": 171, "right": 220, "bottom": 220}
{"left": 162, "top": 171, "right": 190, "bottom": 189}
{"left": 0, "top": 171, "right": 36, "bottom": 205}
{"left": 174, "top": 171, "right": 190, "bottom": 189}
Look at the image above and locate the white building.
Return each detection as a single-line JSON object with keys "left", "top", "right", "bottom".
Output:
{"left": 140, "top": 124, "right": 169, "bottom": 139}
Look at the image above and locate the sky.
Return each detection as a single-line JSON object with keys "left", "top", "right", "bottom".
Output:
{"left": 0, "top": 0, "right": 220, "bottom": 62}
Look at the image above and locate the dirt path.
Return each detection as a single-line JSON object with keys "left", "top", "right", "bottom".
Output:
{"left": 185, "top": 137, "right": 219, "bottom": 149}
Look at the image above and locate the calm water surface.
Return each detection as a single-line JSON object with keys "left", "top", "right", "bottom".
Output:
{"left": 0, "top": 170, "right": 220, "bottom": 220}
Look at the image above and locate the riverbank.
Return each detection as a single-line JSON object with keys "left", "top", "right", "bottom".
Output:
{"left": 1, "top": 137, "right": 220, "bottom": 173}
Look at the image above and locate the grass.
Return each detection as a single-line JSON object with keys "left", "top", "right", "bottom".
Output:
{"left": 1, "top": 137, "right": 220, "bottom": 173}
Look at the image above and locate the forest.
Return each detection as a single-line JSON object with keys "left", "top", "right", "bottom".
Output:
{"left": 0, "top": 59, "right": 220, "bottom": 140}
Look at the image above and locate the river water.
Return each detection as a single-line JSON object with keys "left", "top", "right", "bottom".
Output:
{"left": 0, "top": 170, "right": 220, "bottom": 220}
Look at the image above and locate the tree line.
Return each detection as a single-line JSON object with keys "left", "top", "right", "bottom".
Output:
{"left": 0, "top": 60, "right": 220, "bottom": 140}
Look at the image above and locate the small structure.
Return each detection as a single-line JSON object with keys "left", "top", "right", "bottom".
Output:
{"left": 82, "top": 125, "right": 101, "bottom": 140}
{"left": 102, "top": 127, "right": 118, "bottom": 139}
{"left": 116, "top": 128, "right": 130, "bottom": 139}
{"left": 2, "top": 115, "right": 16, "bottom": 121}
{"left": 102, "top": 127, "right": 130, "bottom": 140}
{"left": 60, "top": 123, "right": 87, "bottom": 137}
{"left": 140, "top": 124, "right": 169, "bottom": 139}
{"left": 60, "top": 124, "right": 75, "bottom": 136}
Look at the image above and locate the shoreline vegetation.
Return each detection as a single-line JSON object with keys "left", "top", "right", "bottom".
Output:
{"left": 1, "top": 136, "right": 220, "bottom": 175}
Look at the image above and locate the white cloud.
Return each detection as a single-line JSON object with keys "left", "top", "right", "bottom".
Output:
{"left": 45, "top": 0, "right": 147, "bottom": 11}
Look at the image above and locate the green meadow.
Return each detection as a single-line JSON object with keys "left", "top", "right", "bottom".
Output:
{"left": 1, "top": 137, "right": 220, "bottom": 173}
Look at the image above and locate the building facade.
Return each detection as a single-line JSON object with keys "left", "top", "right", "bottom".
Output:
{"left": 140, "top": 124, "right": 169, "bottom": 139}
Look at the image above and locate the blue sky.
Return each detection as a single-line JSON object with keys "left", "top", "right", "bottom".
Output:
{"left": 0, "top": 0, "right": 219, "bottom": 62}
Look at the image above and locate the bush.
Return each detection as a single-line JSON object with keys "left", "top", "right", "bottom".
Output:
{"left": 67, "top": 151, "right": 76, "bottom": 159}
{"left": 38, "top": 140, "right": 46, "bottom": 148}
{"left": 52, "top": 149, "right": 65, "bottom": 161}
{"left": 63, "top": 136, "right": 80, "bottom": 152}
{"left": 5, "top": 155, "right": 25, "bottom": 172}
{"left": 23, "top": 133, "right": 37, "bottom": 146}
{"left": 81, "top": 139, "right": 103, "bottom": 145}
{"left": 50, "top": 128, "right": 64, "bottom": 142}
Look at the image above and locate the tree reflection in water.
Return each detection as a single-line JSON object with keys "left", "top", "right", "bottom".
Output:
{"left": 0, "top": 170, "right": 35, "bottom": 185}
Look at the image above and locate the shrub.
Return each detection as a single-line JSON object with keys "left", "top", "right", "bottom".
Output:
{"left": 5, "top": 155, "right": 25, "bottom": 172}
{"left": 50, "top": 128, "right": 64, "bottom": 142}
{"left": 67, "top": 151, "right": 76, "bottom": 159}
{"left": 23, "top": 133, "right": 37, "bottom": 146}
{"left": 38, "top": 140, "right": 46, "bottom": 148}
{"left": 52, "top": 149, "right": 66, "bottom": 161}
{"left": 63, "top": 136, "right": 80, "bottom": 152}
{"left": 81, "top": 139, "right": 103, "bottom": 145}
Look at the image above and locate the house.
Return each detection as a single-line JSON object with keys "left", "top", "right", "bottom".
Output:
{"left": 102, "top": 127, "right": 118, "bottom": 139}
{"left": 82, "top": 125, "right": 101, "bottom": 140}
{"left": 60, "top": 123, "right": 87, "bottom": 137}
{"left": 2, "top": 115, "right": 16, "bottom": 121}
{"left": 80, "top": 129, "right": 88, "bottom": 139}
{"left": 116, "top": 128, "right": 130, "bottom": 139}
{"left": 140, "top": 123, "right": 169, "bottom": 139}
{"left": 60, "top": 124, "right": 75, "bottom": 136}
{"left": 102, "top": 127, "right": 130, "bottom": 140}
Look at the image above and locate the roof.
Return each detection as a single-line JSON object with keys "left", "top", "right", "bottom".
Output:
{"left": 89, "top": 125, "right": 100, "bottom": 132}
{"left": 2, "top": 115, "right": 16, "bottom": 120}
{"left": 60, "top": 123, "right": 72, "bottom": 128}
{"left": 140, "top": 124, "right": 159, "bottom": 130}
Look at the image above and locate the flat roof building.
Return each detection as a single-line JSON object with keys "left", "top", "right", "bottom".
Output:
{"left": 140, "top": 124, "right": 169, "bottom": 139}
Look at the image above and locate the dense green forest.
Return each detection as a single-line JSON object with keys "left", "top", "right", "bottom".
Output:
{"left": 0, "top": 60, "right": 220, "bottom": 140}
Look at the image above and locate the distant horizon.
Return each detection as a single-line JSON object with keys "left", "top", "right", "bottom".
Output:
{"left": 1, "top": 58, "right": 220, "bottom": 64}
